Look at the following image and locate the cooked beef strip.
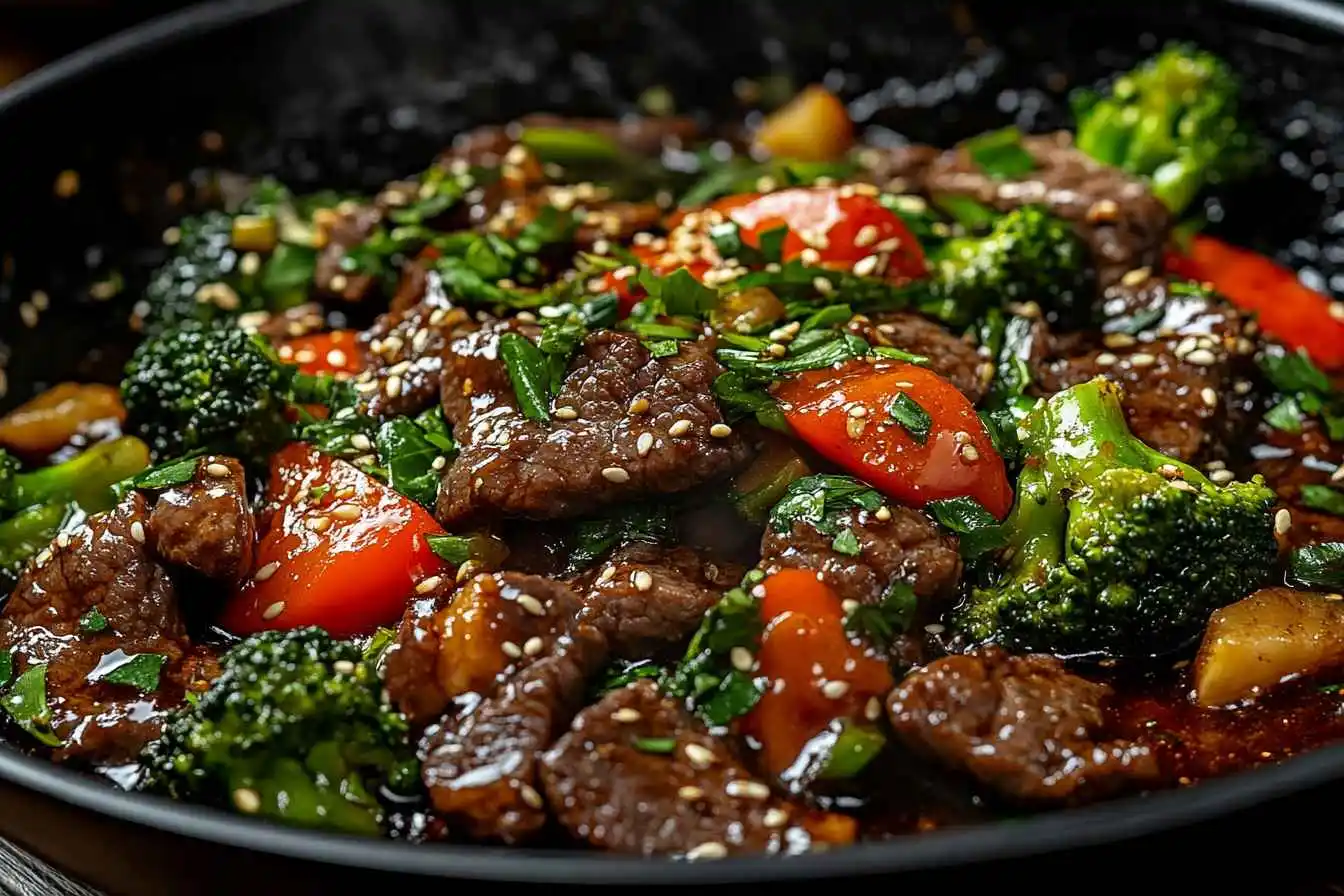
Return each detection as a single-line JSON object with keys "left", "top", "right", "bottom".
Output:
{"left": 436, "top": 322, "right": 753, "bottom": 525}
{"left": 846, "top": 312, "right": 990, "bottom": 403}
{"left": 540, "top": 679, "right": 854, "bottom": 857}
{"left": 1249, "top": 420, "right": 1344, "bottom": 548}
{"left": 146, "top": 456, "right": 255, "bottom": 583}
{"left": 886, "top": 647, "right": 1161, "bottom": 803}
{"left": 383, "top": 571, "right": 585, "bottom": 728}
{"left": 854, "top": 143, "right": 943, "bottom": 195}
{"left": 0, "top": 457, "right": 253, "bottom": 763}
{"left": 570, "top": 543, "right": 743, "bottom": 661}
{"left": 421, "top": 621, "right": 608, "bottom": 843}
{"left": 237, "top": 303, "right": 327, "bottom": 342}
{"left": 314, "top": 204, "right": 384, "bottom": 303}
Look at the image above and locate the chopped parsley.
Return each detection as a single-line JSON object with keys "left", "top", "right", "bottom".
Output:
{"left": 564, "top": 504, "right": 674, "bottom": 575}
{"left": 87, "top": 650, "right": 166, "bottom": 692}
{"left": 632, "top": 736, "right": 678, "bottom": 754}
{"left": 1302, "top": 485, "right": 1344, "bottom": 518}
{"left": 1288, "top": 542, "right": 1344, "bottom": 591}
{"left": 844, "top": 581, "right": 918, "bottom": 647}
{"left": 831, "top": 528, "right": 862, "bottom": 556}
{"left": 963, "top": 126, "right": 1037, "bottom": 179}
{"left": 1258, "top": 346, "right": 1344, "bottom": 439}
{"left": 887, "top": 393, "right": 932, "bottom": 444}
{"left": 78, "top": 608, "right": 109, "bottom": 635}
{"left": 768, "top": 474, "right": 884, "bottom": 536}
{"left": 927, "top": 496, "right": 1008, "bottom": 557}
{"left": 2, "top": 664, "right": 59, "bottom": 747}
{"left": 662, "top": 587, "right": 765, "bottom": 726}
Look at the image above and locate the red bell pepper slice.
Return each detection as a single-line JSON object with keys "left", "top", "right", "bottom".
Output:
{"left": 277, "top": 330, "right": 367, "bottom": 379}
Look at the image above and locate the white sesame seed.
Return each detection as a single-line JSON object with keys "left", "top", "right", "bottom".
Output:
{"left": 34, "top": 548, "right": 51, "bottom": 569}
{"left": 726, "top": 779, "right": 771, "bottom": 800}
{"left": 847, "top": 404, "right": 868, "bottom": 419}
{"left": 1275, "top": 508, "right": 1293, "bottom": 536}
{"left": 1121, "top": 266, "right": 1152, "bottom": 287}
{"left": 602, "top": 467, "right": 631, "bottom": 483}
{"left": 846, "top": 417, "right": 866, "bottom": 440}
{"left": 54, "top": 532, "right": 70, "bottom": 550}
{"left": 1332, "top": 465, "right": 1344, "bottom": 484}
{"left": 262, "top": 601, "right": 287, "bottom": 620}
{"left": 254, "top": 561, "right": 280, "bottom": 582}
{"left": 232, "top": 788, "right": 261, "bottom": 814}
{"left": 611, "top": 707, "right": 642, "bottom": 723}
{"left": 925, "top": 623, "right": 946, "bottom": 635}
{"left": 416, "top": 575, "right": 444, "bottom": 595}
{"left": 875, "top": 506, "right": 892, "bottom": 522}
{"left": 1331, "top": 301, "right": 1344, "bottom": 323}
{"left": 333, "top": 660, "right": 355, "bottom": 675}
{"left": 684, "top": 743, "right": 715, "bottom": 769}
{"left": 517, "top": 594, "right": 546, "bottom": 616}
{"left": 1096, "top": 352, "right": 1118, "bottom": 367}
{"left": 1210, "top": 469, "right": 1236, "bottom": 484}
{"left": 129, "top": 521, "right": 146, "bottom": 544}
{"left": 762, "top": 808, "right": 790, "bottom": 829}
{"left": 678, "top": 785, "right": 705, "bottom": 800}
{"left": 767, "top": 343, "right": 788, "bottom": 358}
{"left": 865, "top": 696, "right": 883, "bottom": 721}
{"left": 668, "top": 419, "right": 693, "bottom": 437}
{"left": 636, "top": 432, "right": 655, "bottom": 457}
{"left": 841, "top": 599, "right": 860, "bottom": 614}
{"left": 852, "top": 255, "right": 880, "bottom": 278}
{"left": 628, "top": 397, "right": 650, "bottom": 415}
{"left": 820, "top": 680, "right": 850, "bottom": 699}
{"left": 709, "top": 423, "right": 733, "bottom": 438}
{"left": 686, "top": 842, "right": 728, "bottom": 861}
{"left": 1128, "top": 352, "right": 1156, "bottom": 368}
{"left": 330, "top": 503, "right": 361, "bottom": 521}
{"left": 854, "top": 224, "right": 879, "bottom": 247}
{"left": 519, "top": 783, "right": 544, "bottom": 809}
{"left": 596, "top": 565, "right": 617, "bottom": 585}
{"left": 961, "top": 445, "right": 980, "bottom": 462}
{"left": 1103, "top": 333, "right": 1137, "bottom": 349}
{"left": 350, "top": 433, "right": 373, "bottom": 452}
{"left": 523, "top": 636, "right": 544, "bottom": 657}
{"left": 1171, "top": 480, "right": 1198, "bottom": 493}
{"left": 554, "top": 406, "right": 578, "bottom": 420}
{"left": 730, "top": 646, "right": 754, "bottom": 672}
{"left": 501, "top": 641, "right": 523, "bottom": 659}
{"left": 813, "top": 276, "right": 835, "bottom": 295}
{"left": 431, "top": 455, "right": 448, "bottom": 472}
{"left": 633, "top": 570, "right": 654, "bottom": 592}
{"left": 205, "top": 462, "right": 231, "bottom": 478}
{"left": 306, "top": 515, "right": 331, "bottom": 533}
{"left": 1200, "top": 387, "right": 1219, "bottom": 408}
{"left": 1186, "top": 348, "right": 1217, "bottom": 366}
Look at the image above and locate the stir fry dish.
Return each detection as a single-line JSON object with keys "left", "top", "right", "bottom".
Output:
{"left": 4, "top": 44, "right": 1344, "bottom": 859}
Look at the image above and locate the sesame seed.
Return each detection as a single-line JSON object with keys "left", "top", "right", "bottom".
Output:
{"left": 350, "top": 433, "right": 373, "bottom": 452}
{"left": 307, "top": 516, "right": 331, "bottom": 533}
{"left": 865, "top": 696, "right": 883, "bottom": 721}
{"left": 330, "top": 503, "right": 361, "bottom": 521}
{"left": 1129, "top": 352, "right": 1156, "bottom": 368}
{"left": 385, "top": 374, "right": 404, "bottom": 398}
{"left": 516, "top": 594, "right": 547, "bottom": 616}
{"left": 709, "top": 423, "right": 733, "bottom": 438}
{"left": 262, "top": 601, "right": 287, "bottom": 620}
{"left": 1331, "top": 301, "right": 1344, "bottom": 323}
{"left": 847, "top": 404, "right": 868, "bottom": 418}
{"left": 767, "top": 343, "right": 788, "bottom": 357}
{"left": 1171, "top": 480, "right": 1197, "bottom": 493}
{"left": 854, "top": 224, "right": 879, "bottom": 247}
{"left": 630, "top": 431, "right": 654, "bottom": 458}
{"left": 730, "top": 646, "right": 754, "bottom": 672}
{"left": 1332, "top": 465, "right": 1344, "bottom": 484}
{"left": 602, "top": 467, "right": 631, "bottom": 483}
{"left": 205, "top": 462, "right": 231, "bottom": 478}
{"left": 685, "top": 842, "right": 728, "bottom": 861}
{"left": 668, "top": 419, "right": 693, "bottom": 437}
{"left": 875, "top": 506, "right": 892, "bottom": 521}
{"left": 254, "top": 561, "right": 280, "bottom": 582}
{"left": 501, "top": 641, "right": 522, "bottom": 659}
{"left": 522, "top": 636, "right": 545, "bottom": 657}
{"left": 1121, "top": 266, "right": 1152, "bottom": 287}
{"left": 596, "top": 565, "right": 617, "bottom": 585}
{"left": 925, "top": 623, "right": 946, "bottom": 635}
{"left": 519, "top": 784, "right": 544, "bottom": 809}
{"left": 232, "top": 788, "right": 261, "bottom": 814}
{"left": 762, "top": 808, "right": 790, "bottom": 829}
{"left": 628, "top": 397, "right": 650, "bottom": 415}
{"left": 684, "top": 743, "right": 715, "bottom": 769}
{"left": 1210, "top": 469, "right": 1235, "bottom": 484}
{"left": 34, "top": 548, "right": 52, "bottom": 569}
{"left": 239, "top": 252, "right": 261, "bottom": 277}
{"left": 1200, "top": 387, "right": 1219, "bottom": 408}
{"left": 162, "top": 226, "right": 182, "bottom": 245}
{"left": 332, "top": 660, "right": 355, "bottom": 675}
{"left": 852, "top": 255, "right": 880, "bottom": 278}
{"left": 846, "top": 417, "right": 867, "bottom": 440}
{"left": 554, "top": 406, "right": 579, "bottom": 420}
{"left": 456, "top": 560, "right": 480, "bottom": 583}
{"left": 813, "top": 277, "right": 835, "bottom": 295}
{"left": 820, "top": 680, "right": 850, "bottom": 699}
{"left": 1103, "top": 333, "right": 1137, "bottom": 349}
{"left": 678, "top": 785, "right": 705, "bottom": 800}
{"left": 726, "top": 779, "right": 771, "bottom": 800}
{"left": 1275, "top": 508, "right": 1293, "bottom": 536}
{"left": 611, "top": 707, "right": 642, "bottom": 723}
{"left": 1186, "top": 348, "right": 1217, "bottom": 366}
{"left": 416, "top": 575, "right": 443, "bottom": 595}
{"left": 54, "top": 532, "right": 70, "bottom": 550}
{"left": 432, "top": 455, "right": 449, "bottom": 472}
{"left": 632, "top": 570, "right": 654, "bottom": 592}
{"left": 1096, "top": 352, "right": 1118, "bottom": 367}
{"left": 1158, "top": 464, "right": 1181, "bottom": 479}
{"left": 841, "top": 599, "right": 860, "bottom": 614}
{"left": 129, "top": 521, "right": 146, "bottom": 544}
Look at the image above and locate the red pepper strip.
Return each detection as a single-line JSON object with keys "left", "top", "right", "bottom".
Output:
{"left": 1164, "top": 234, "right": 1344, "bottom": 371}
{"left": 278, "top": 330, "right": 367, "bottom": 379}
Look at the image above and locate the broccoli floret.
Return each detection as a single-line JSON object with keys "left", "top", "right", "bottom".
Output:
{"left": 956, "top": 377, "right": 1277, "bottom": 658}
{"left": 140, "top": 627, "right": 416, "bottom": 836}
{"left": 120, "top": 322, "right": 336, "bottom": 464}
{"left": 0, "top": 437, "right": 151, "bottom": 593}
{"left": 1072, "top": 42, "right": 1263, "bottom": 215}
{"left": 926, "top": 205, "right": 1094, "bottom": 327}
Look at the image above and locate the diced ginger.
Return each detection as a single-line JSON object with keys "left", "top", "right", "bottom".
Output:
{"left": 753, "top": 85, "right": 854, "bottom": 162}
{"left": 1194, "top": 586, "right": 1344, "bottom": 707}
{"left": 0, "top": 382, "right": 125, "bottom": 458}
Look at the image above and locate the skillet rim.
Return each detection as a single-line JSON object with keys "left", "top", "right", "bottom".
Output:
{"left": 2, "top": 0, "right": 1344, "bottom": 882}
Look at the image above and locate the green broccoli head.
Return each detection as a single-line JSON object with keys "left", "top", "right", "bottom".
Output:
{"left": 120, "top": 322, "right": 334, "bottom": 465}
{"left": 930, "top": 205, "right": 1094, "bottom": 326}
{"left": 1072, "top": 42, "right": 1263, "bottom": 215}
{"left": 140, "top": 627, "right": 416, "bottom": 836}
{"left": 139, "top": 211, "right": 261, "bottom": 335}
{"left": 956, "top": 377, "right": 1277, "bottom": 658}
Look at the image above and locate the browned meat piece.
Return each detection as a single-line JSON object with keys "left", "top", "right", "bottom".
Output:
{"left": 313, "top": 204, "right": 382, "bottom": 302}
{"left": 854, "top": 143, "right": 943, "bottom": 194}
{"left": 886, "top": 647, "right": 1161, "bottom": 803}
{"left": 540, "top": 680, "right": 855, "bottom": 856}
{"left": 437, "top": 322, "right": 753, "bottom": 525}
{"left": 383, "top": 571, "right": 583, "bottom": 727}
{"left": 353, "top": 275, "right": 476, "bottom": 418}
{"left": 920, "top": 131, "right": 1172, "bottom": 289}
{"left": 421, "top": 623, "right": 608, "bottom": 843}
{"left": 761, "top": 505, "right": 961, "bottom": 608}
{"left": 236, "top": 303, "right": 327, "bottom": 342}
{"left": 445, "top": 115, "right": 702, "bottom": 167}
{"left": 146, "top": 455, "right": 255, "bottom": 583}
{"left": 846, "top": 311, "right": 990, "bottom": 402}
{"left": 571, "top": 544, "right": 742, "bottom": 660}
{"left": 1097, "top": 271, "right": 1250, "bottom": 345}
{"left": 1248, "top": 420, "right": 1344, "bottom": 548}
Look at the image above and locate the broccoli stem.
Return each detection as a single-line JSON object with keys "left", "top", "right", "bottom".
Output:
{"left": 9, "top": 437, "right": 151, "bottom": 514}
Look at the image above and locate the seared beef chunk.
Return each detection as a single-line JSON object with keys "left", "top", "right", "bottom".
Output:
{"left": 383, "top": 571, "right": 584, "bottom": 727}
{"left": 313, "top": 204, "right": 383, "bottom": 303}
{"left": 354, "top": 273, "right": 475, "bottom": 418}
{"left": 854, "top": 143, "right": 943, "bottom": 194}
{"left": 146, "top": 456, "right": 254, "bottom": 582}
{"left": 540, "top": 680, "right": 854, "bottom": 856}
{"left": 237, "top": 303, "right": 327, "bottom": 342}
{"left": 920, "top": 132, "right": 1172, "bottom": 289}
{"left": 421, "top": 622, "right": 608, "bottom": 843}
{"left": 572, "top": 544, "right": 743, "bottom": 660}
{"left": 437, "top": 322, "right": 752, "bottom": 524}
{"left": 1249, "top": 420, "right": 1344, "bottom": 548}
{"left": 886, "top": 647, "right": 1160, "bottom": 803}
{"left": 761, "top": 505, "right": 961, "bottom": 608}
{"left": 846, "top": 312, "right": 990, "bottom": 403}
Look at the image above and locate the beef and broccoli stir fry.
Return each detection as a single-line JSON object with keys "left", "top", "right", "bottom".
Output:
{"left": 3, "top": 43, "right": 1344, "bottom": 859}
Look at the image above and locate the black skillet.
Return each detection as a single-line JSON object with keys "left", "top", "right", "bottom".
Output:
{"left": 1, "top": 1, "right": 1343, "bottom": 892}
